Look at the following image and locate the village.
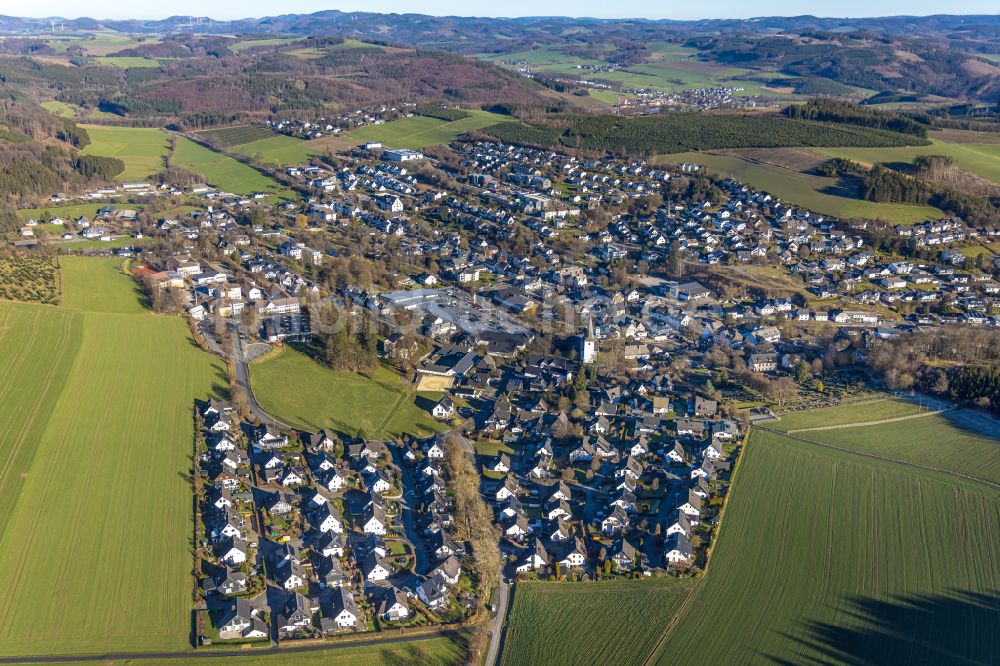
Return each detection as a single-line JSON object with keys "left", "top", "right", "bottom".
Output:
{"left": 15, "top": 129, "right": 1000, "bottom": 646}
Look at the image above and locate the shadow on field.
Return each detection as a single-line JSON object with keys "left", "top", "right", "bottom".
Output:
{"left": 766, "top": 590, "right": 1000, "bottom": 666}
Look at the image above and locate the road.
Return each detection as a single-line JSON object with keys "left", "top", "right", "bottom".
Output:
{"left": 485, "top": 581, "right": 511, "bottom": 666}
{"left": 229, "top": 323, "right": 289, "bottom": 429}
{"left": 0, "top": 629, "right": 465, "bottom": 664}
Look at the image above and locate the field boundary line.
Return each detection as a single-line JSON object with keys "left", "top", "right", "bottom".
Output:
{"left": 786, "top": 409, "right": 947, "bottom": 433}
{"left": 756, "top": 426, "right": 1000, "bottom": 490}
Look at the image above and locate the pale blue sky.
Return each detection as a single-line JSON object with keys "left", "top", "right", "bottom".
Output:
{"left": 6, "top": 1, "right": 999, "bottom": 21}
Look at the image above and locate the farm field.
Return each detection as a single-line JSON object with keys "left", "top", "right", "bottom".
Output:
{"left": 344, "top": 110, "right": 512, "bottom": 150}
{"left": 0, "top": 257, "right": 225, "bottom": 656}
{"left": 500, "top": 578, "right": 696, "bottom": 666}
{"left": 250, "top": 346, "right": 445, "bottom": 439}
{"left": 60, "top": 256, "right": 148, "bottom": 314}
{"left": 172, "top": 136, "right": 283, "bottom": 195}
{"left": 43, "top": 636, "right": 464, "bottom": 665}
{"left": 789, "top": 410, "right": 1000, "bottom": 485}
{"left": 0, "top": 253, "right": 58, "bottom": 304}
{"left": 816, "top": 139, "right": 1000, "bottom": 185}
{"left": 79, "top": 125, "right": 170, "bottom": 181}
{"left": 194, "top": 125, "right": 320, "bottom": 165}
{"left": 772, "top": 397, "right": 927, "bottom": 431}
{"left": 232, "top": 135, "right": 320, "bottom": 165}
{"left": 650, "top": 429, "right": 1000, "bottom": 666}
{"left": 660, "top": 151, "right": 944, "bottom": 223}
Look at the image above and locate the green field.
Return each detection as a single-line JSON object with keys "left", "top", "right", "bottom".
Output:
{"left": 229, "top": 37, "right": 297, "bottom": 52}
{"left": 44, "top": 636, "right": 463, "bottom": 665}
{"left": 41, "top": 100, "right": 77, "bottom": 118}
{"left": 772, "top": 398, "right": 926, "bottom": 431}
{"left": 196, "top": 125, "right": 277, "bottom": 147}
{"left": 786, "top": 410, "right": 1000, "bottom": 485}
{"left": 501, "top": 579, "right": 696, "bottom": 666}
{"left": 95, "top": 56, "right": 164, "bottom": 68}
{"left": 172, "top": 136, "right": 283, "bottom": 195}
{"left": 816, "top": 139, "right": 1000, "bottom": 185}
{"left": 79, "top": 125, "right": 171, "bottom": 181}
{"left": 250, "top": 346, "right": 444, "bottom": 439}
{"left": 197, "top": 125, "right": 321, "bottom": 165}
{"left": 16, "top": 202, "right": 137, "bottom": 222}
{"left": 651, "top": 428, "right": 1000, "bottom": 665}
{"left": 233, "top": 135, "right": 321, "bottom": 165}
{"left": 345, "top": 110, "right": 512, "bottom": 150}
{"left": 661, "top": 151, "right": 944, "bottom": 223}
{"left": 0, "top": 256, "right": 225, "bottom": 656}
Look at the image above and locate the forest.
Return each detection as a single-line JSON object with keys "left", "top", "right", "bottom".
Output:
{"left": 482, "top": 113, "right": 930, "bottom": 156}
{"left": 784, "top": 99, "right": 928, "bottom": 138}
{"left": 869, "top": 327, "right": 1000, "bottom": 414}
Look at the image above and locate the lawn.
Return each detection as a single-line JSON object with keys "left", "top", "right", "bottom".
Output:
{"left": 172, "top": 136, "right": 283, "bottom": 195}
{"left": 501, "top": 578, "right": 696, "bottom": 666}
{"left": 772, "top": 397, "right": 926, "bottom": 431}
{"left": 79, "top": 124, "right": 171, "bottom": 181}
{"left": 660, "top": 152, "right": 944, "bottom": 224}
{"left": 0, "top": 257, "right": 225, "bottom": 656}
{"left": 816, "top": 139, "right": 1000, "bottom": 185}
{"left": 344, "top": 110, "right": 512, "bottom": 150}
{"left": 250, "top": 346, "right": 445, "bottom": 439}
{"left": 650, "top": 429, "right": 1000, "bottom": 666}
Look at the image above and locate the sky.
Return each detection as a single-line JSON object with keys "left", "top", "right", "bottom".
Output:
{"left": 4, "top": 1, "right": 999, "bottom": 21}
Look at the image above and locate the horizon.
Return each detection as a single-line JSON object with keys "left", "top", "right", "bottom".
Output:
{"left": 7, "top": 2, "right": 1000, "bottom": 22}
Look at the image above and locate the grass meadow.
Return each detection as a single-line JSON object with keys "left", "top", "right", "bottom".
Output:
{"left": 796, "top": 411, "right": 1000, "bottom": 485}
{"left": 0, "top": 257, "right": 225, "bottom": 656}
{"left": 344, "top": 110, "right": 511, "bottom": 150}
{"left": 817, "top": 139, "right": 1000, "bottom": 185}
{"left": 250, "top": 345, "right": 444, "bottom": 439}
{"left": 79, "top": 125, "right": 171, "bottom": 181}
{"left": 500, "top": 578, "right": 696, "bottom": 666}
{"left": 172, "top": 136, "right": 283, "bottom": 195}
{"left": 650, "top": 429, "right": 1000, "bottom": 665}
{"left": 772, "top": 398, "right": 927, "bottom": 431}
{"left": 41, "top": 100, "right": 77, "bottom": 118}
{"left": 659, "top": 151, "right": 944, "bottom": 224}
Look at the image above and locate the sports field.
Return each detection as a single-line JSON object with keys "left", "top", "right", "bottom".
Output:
{"left": 79, "top": 125, "right": 171, "bottom": 181}
{"left": 250, "top": 346, "right": 444, "bottom": 439}
{"left": 650, "top": 428, "right": 1000, "bottom": 665}
{"left": 500, "top": 578, "right": 696, "bottom": 666}
{"left": 0, "top": 257, "right": 225, "bottom": 656}
{"left": 660, "top": 151, "right": 944, "bottom": 224}
{"left": 344, "top": 110, "right": 511, "bottom": 150}
{"left": 172, "top": 136, "right": 283, "bottom": 195}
